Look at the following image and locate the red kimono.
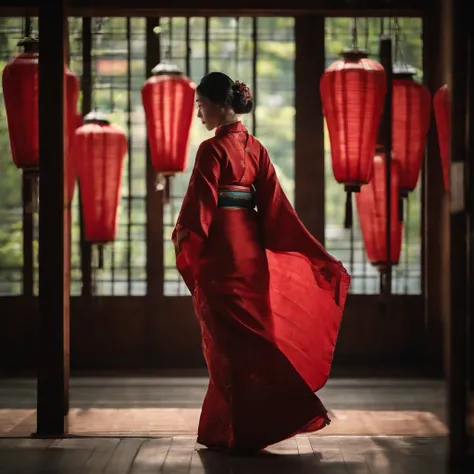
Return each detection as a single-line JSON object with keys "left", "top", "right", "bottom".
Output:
{"left": 172, "top": 121, "right": 350, "bottom": 452}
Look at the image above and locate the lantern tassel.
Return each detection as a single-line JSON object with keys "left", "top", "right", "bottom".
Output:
{"left": 344, "top": 191, "right": 353, "bottom": 229}
{"left": 155, "top": 173, "right": 171, "bottom": 204}
{"left": 155, "top": 172, "right": 166, "bottom": 191}
{"left": 398, "top": 196, "right": 404, "bottom": 222}
{"left": 31, "top": 176, "right": 39, "bottom": 213}
{"left": 98, "top": 245, "right": 104, "bottom": 270}
{"left": 164, "top": 176, "right": 171, "bottom": 204}
{"left": 378, "top": 267, "right": 390, "bottom": 316}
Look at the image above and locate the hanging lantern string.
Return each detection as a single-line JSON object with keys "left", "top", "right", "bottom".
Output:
{"left": 153, "top": 18, "right": 173, "bottom": 62}
{"left": 351, "top": 17, "right": 358, "bottom": 50}
{"left": 24, "top": 17, "right": 32, "bottom": 38}
{"left": 393, "top": 18, "right": 406, "bottom": 67}
{"left": 166, "top": 18, "right": 173, "bottom": 62}
{"left": 364, "top": 18, "right": 369, "bottom": 51}
{"left": 94, "top": 17, "right": 108, "bottom": 34}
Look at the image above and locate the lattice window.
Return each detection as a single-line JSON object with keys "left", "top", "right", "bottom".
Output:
{"left": 68, "top": 17, "right": 83, "bottom": 296}
{"left": 77, "top": 17, "right": 148, "bottom": 296}
{"left": 0, "top": 17, "right": 84, "bottom": 296}
{"left": 0, "top": 16, "right": 422, "bottom": 299}
{"left": 324, "top": 17, "right": 423, "bottom": 294}
{"left": 160, "top": 17, "right": 295, "bottom": 296}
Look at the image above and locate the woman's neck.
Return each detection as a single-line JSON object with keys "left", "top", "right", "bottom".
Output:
{"left": 219, "top": 114, "right": 240, "bottom": 128}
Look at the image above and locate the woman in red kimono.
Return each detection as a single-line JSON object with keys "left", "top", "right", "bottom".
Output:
{"left": 172, "top": 72, "right": 351, "bottom": 453}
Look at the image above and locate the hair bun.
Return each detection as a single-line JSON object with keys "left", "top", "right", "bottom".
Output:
{"left": 232, "top": 80, "right": 252, "bottom": 104}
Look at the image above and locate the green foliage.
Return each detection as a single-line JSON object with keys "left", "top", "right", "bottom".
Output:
{"left": 0, "top": 18, "right": 24, "bottom": 294}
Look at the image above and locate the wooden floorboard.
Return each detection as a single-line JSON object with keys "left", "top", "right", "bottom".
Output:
{"left": 0, "top": 377, "right": 448, "bottom": 473}
{"left": 0, "top": 435, "right": 448, "bottom": 473}
{"left": 0, "top": 377, "right": 447, "bottom": 437}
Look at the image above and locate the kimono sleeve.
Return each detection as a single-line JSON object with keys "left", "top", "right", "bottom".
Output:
{"left": 171, "top": 140, "right": 221, "bottom": 293}
{"left": 255, "top": 145, "right": 350, "bottom": 307}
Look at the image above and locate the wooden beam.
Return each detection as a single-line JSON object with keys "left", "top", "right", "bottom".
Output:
{"left": 294, "top": 15, "right": 325, "bottom": 244}
{"left": 36, "top": 0, "right": 70, "bottom": 436}
{"left": 0, "top": 0, "right": 428, "bottom": 17}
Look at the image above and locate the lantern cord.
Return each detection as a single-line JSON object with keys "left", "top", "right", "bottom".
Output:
{"left": 235, "top": 17, "right": 240, "bottom": 78}
{"left": 165, "top": 18, "right": 173, "bottom": 62}
{"left": 164, "top": 176, "right": 171, "bottom": 205}
{"left": 24, "top": 17, "right": 32, "bottom": 38}
{"left": 379, "top": 267, "right": 390, "bottom": 316}
{"left": 95, "top": 17, "right": 108, "bottom": 34}
{"left": 364, "top": 18, "right": 369, "bottom": 51}
{"left": 393, "top": 18, "right": 404, "bottom": 66}
{"left": 98, "top": 245, "right": 104, "bottom": 270}
{"left": 351, "top": 17, "right": 358, "bottom": 51}
{"left": 31, "top": 176, "right": 39, "bottom": 213}
{"left": 344, "top": 190, "right": 353, "bottom": 229}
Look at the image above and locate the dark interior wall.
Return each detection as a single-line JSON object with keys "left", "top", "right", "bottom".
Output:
{"left": 0, "top": 294, "right": 427, "bottom": 373}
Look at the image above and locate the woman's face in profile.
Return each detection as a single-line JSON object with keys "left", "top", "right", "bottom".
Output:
{"left": 196, "top": 93, "right": 223, "bottom": 131}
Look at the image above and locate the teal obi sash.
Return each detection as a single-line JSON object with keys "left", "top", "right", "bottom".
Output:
{"left": 218, "top": 188, "right": 255, "bottom": 209}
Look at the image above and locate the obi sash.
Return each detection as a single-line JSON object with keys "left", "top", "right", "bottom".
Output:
{"left": 218, "top": 186, "right": 255, "bottom": 209}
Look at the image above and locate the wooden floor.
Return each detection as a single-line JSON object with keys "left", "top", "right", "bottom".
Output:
{"left": 0, "top": 434, "right": 447, "bottom": 473}
{"left": 0, "top": 377, "right": 448, "bottom": 473}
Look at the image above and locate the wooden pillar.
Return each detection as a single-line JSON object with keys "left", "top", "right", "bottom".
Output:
{"left": 294, "top": 15, "right": 325, "bottom": 243}
{"left": 468, "top": 4, "right": 474, "bottom": 463}
{"left": 145, "top": 18, "right": 163, "bottom": 297}
{"left": 422, "top": 0, "right": 449, "bottom": 373}
{"left": 145, "top": 18, "right": 164, "bottom": 366}
{"left": 447, "top": 0, "right": 470, "bottom": 467}
{"left": 80, "top": 17, "right": 93, "bottom": 296}
{"left": 36, "top": 0, "right": 70, "bottom": 435}
{"left": 21, "top": 18, "right": 34, "bottom": 298}
{"left": 378, "top": 37, "right": 393, "bottom": 296}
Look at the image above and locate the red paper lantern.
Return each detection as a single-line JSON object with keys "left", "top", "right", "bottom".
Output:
{"left": 356, "top": 153, "right": 403, "bottom": 270}
{"left": 74, "top": 112, "right": 127, "bottom": 244}
{"left": 141, "top": 64, "right": 196, "bottom": 179}
{"left": 392, "top": 68, "right": 431, "bottom": 196}
{"left": 320, "top": 50, "right": 386, "bottom": 192}
{"left": 433, "top": 84, "right": 450, "bottom": 192}
{"left": 2, "top": 37, "right": 80, "bottom": 177}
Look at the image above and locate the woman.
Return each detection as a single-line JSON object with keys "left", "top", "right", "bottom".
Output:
{"left": 172, "top": 72, "right": 351, "bottom": 453}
